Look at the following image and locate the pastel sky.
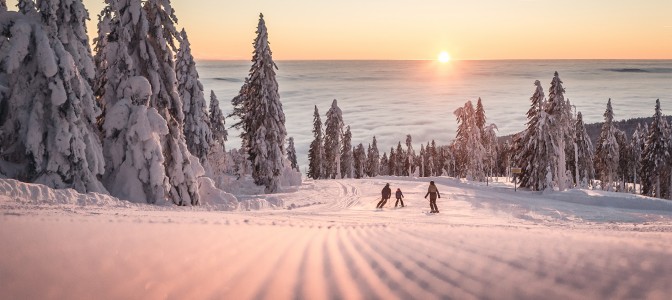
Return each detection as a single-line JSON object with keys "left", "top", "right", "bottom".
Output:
{"left": 25, "top": 1, "right": 672, "bottom": 60}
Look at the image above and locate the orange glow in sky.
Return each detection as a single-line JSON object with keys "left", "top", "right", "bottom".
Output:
{"left": 60, "top": 1, "right": 672, "bottom": 60}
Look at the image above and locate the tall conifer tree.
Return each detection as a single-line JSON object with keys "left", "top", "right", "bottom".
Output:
{"left": 96, "top": 0, "right": 201, "bottom": 204}
{"left": 545, "top": 72, "right": 572, "bottom": 191}
{"left": 287, "top": 137, "right": 299, "bottom": 172}
{"left": 595, "top": 99, "right": 620, "bottom": 191}
{"left": 307, "top": 105, "right": 323, "bottom": 179}
{"left": 368, "top": 136, "right": 380, "bottom": 177}
{"left": 641, "top": 99, "right": 670, "bottom": 198}
{"left": 176, "top": 29, "right": 213, "bottom": 165}
{"left": 324, "top": 99, "right": 343, "bottom": 179}
{"left": 340, "top": 125, "right": 353, "bottom": 178}
{"left": 515, "top": 80, "right": 545, "bottom": 190}
{"left": 235, "top": 13, "right": 286, "bottom": 193}
{"left": 574, "top": 112, "right": 595, "bottom": 187}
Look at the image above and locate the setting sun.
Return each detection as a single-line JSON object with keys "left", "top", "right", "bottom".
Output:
{"left": 438, "top": 51, "right": 451, "bottom": 63}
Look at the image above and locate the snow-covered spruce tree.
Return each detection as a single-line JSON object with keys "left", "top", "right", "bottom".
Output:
{"left": 97, "top": 0, "right": 202, "bottom": 204}
{"left": 235, "top": 13, "right": 286, "bottom": 192}
{"left": 229, "top": 77, "right": 250, "bottom": 146}
{"left": 144, "top": 0, "right": 205, "bottom": 204}
{"left": 453, "top": 103, "right": 469, "bottom": 178}
{"left": 0, "top": 1, "right": 6, "bottom": 70}
{"left": 667, "top": 120, "right": 672, "bottom": 199}
{"left": 594, "top": 99, "right": 620, "bottom": 192}
{"left": 207, "top": 91, "right": 228, "bottom": 182}
{"left": 438, "top": 145, "right": 450, "bottom": 176}
{"left": 476, "top": 98, "right": 492, "bottom": 178}
{"left": 0, "top": 0, "right": 106, "bottom": 193}
{"left": 564, "top": 99, "right": 578, "bottom": 187}
{"left": 95, "top": 0, "right": 136, "bottom": 193}
{"left": 405, "top": 134, "right": 414, "bottom": 176}
{"left": 388, "top": 147, "right": 396, "bottom": 176}
{"left": 395, "top": 142, "right": 405, "bottom": 176}
{"left": 307, "top": 105, "right": 323, "bottom": 179}
{"left": 39, "top": 0, "right": 96, "bottom": 83}
{"left": 483, "top": 124, "right": 499, "bottom": 180}
{"left": 209, "top": 91, "right": 227, "bottom": 144}
{"left": 93, "top": 0, "right": 129, "bottom": 111}
{"left": 286, "top": 137, "right": 298, "bottom": 171}
{"left": 423, "top": 142, "right": 433, "bottom": 177}
{"left": 323, "top": 99, "right": 343, "bottom": 179}
{"left": 365, "top": 143, "right": 371, "bottom": 176}
{"left": 640, "top": 99, "right": 670, "bottom": 198}
{"left": 544, "top": 71, "right": 572, "bottom": 191}
{"left": 574, "top": 112, "right": 595, "bottom": 188}
{"left": 340, "top": 125, "right": 353, "bottom": 178}
{"left": 454, "top": 101, "right": 485, "bottom": 181}
{"left": 176, "top": 28, "right": 213, "bottom": 166}
{"left": 367, "top": 136, "right": 380, "bottom": 177}
{"left": 515, "top": 80, "right": 544, "bottom": 190}
{"left": 379, "top": 152, "right": 389, "bottom": 176}
{"left": 418, "top": 144, "right": 425, "bottom": 177}
{"left": 630, "top": 123, "right": 645, "bottom": 193}
{"left": 430, "top": 140, "right": 438, "bottom": 176}
{"left": 227, "top": 147, "right": 250, "bottom": 179}
{"left": 353, "top": 143, "right": 366, "bottom": 179}
{"left": 615, "top": 129, "right": 631, "bottom": 191}
{"left": 475, "top": 97, "right": 486, "bottom": 140}
{"left": 92, "top": 3, "right": 112, "bottom": 101}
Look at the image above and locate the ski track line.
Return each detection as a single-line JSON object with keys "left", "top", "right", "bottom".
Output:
{"left": 250, "top": 229, "right": 312, "bottom": 299}
{"left": 346, "top": 226, "right": 416, "bottom": 300}
{"left": 400, "top": 225, "right": 671, "bottom": 299}
{"left": 219, "top": 227, "right": 300, "bottom": 299}
{"left": 323, "top": 227, "right": 368, "bottom": 299}
{"left": 385, "top": 229, "right": 480, "bottom": 299}
{"left": 403, "top": 227, "right": 576, "bottom": 299}
{"left": 335, "top": 180, "right": 361, "bottom": 210}
{"left": 397, "top": 226, "right": 539, "bottom": 297}
{"left": 395, "top": 227, "right": 487, "bottom": 287}
{"left": 364, "top": 227, "right": 460, "bottom": 299}
{"left": 299, "top": 226, "right": 330, "bottom": 299}
{"left": 335, "top": 226, "right": 399, "bottom": 300}
{"left": 251, "top": 227, "right": 320, "bottom": 300}
{"left": 350, "top": 226, "right": 436, "bottom": 299}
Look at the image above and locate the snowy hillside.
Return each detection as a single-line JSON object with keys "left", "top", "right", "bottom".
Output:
{"left": 1, "top": 177, "right": 671, "bottom": 299}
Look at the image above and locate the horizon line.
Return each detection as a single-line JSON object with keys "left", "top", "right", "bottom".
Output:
{"left": 195, "top": 58, "right": 672, "bottom": 62}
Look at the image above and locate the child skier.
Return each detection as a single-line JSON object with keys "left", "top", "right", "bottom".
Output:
{"left": 394, "top": 188, "right": 405, "bottom": 207}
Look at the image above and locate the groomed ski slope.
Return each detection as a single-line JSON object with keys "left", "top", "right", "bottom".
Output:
{"left": 1, "top": 177, "right": 672, "bottom": 300}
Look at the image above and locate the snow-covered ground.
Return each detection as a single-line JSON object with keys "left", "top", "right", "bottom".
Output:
{"left": 1, "top": 177, "right": 671, "bottom": 299}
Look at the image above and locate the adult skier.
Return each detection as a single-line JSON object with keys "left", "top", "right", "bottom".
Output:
{"left": 376, "top": 183, "right": 392, "bottom": 209}
{"left": 424, "top": 181, "right": 441, "bottom": 213}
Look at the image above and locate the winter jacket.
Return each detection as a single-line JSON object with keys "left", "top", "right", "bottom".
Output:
{"left": 382, "top": 186, "right": 392, "bottom": 199}
{"left": 424, "top": 184, "right": 440, "bottom": 199}
{"left": 395, "top": 190, "right": 403, "bottom": 199}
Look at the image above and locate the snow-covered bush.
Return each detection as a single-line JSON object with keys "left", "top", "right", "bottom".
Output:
{"left": 102, "top": 76, "right": 170, "bottom": 203}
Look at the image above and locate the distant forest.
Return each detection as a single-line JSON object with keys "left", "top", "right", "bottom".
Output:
{"left": 584, "top": 116, "right": 672, "bottom": 145}
{"left": 502, "top": 115, "right": 672, "bottom": 145}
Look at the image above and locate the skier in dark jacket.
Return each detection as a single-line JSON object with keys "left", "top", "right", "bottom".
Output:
{"left": 376, "top": 183, "right": 392, "bottom": 208}
{"left": 424, "top": 181, "right": 441, "bottom": 213}
{"left": 394, "top": 188, "right": 405, "bottom": 207}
